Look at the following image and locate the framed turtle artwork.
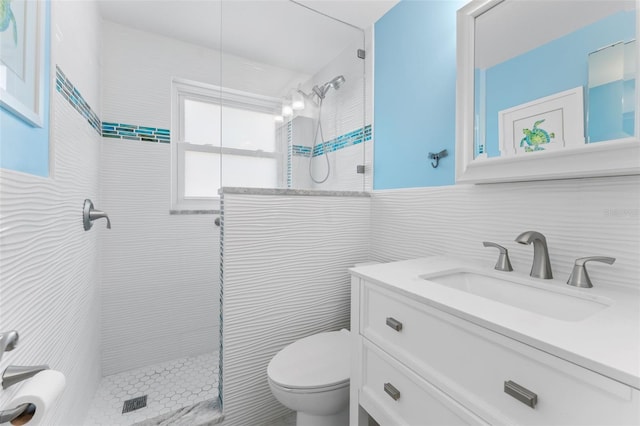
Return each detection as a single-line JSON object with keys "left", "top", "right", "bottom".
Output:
{"left": 0, "top": 0, "right": 45, "bottom": 127}
{"left": 498, "top": 87, "right": 585, "bottom": 157}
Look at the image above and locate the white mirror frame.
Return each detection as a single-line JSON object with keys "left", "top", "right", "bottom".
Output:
{"left": 456, "top": 0, "right": 640, "bottom": 184}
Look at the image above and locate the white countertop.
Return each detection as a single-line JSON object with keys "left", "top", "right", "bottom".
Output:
{"left": 350, "top": 256, "right": 640, "bottom": 390}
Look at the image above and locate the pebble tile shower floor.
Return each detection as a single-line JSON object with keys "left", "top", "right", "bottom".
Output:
{"left": 85, "top": 352, "right": 218, "bottom": 425}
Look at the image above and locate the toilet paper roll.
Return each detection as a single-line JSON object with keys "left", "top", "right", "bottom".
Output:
{"left": 6, "top": 370, "right": 66, "bottom": 426}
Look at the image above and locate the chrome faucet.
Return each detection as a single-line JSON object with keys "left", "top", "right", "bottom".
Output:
{"left": 515, "top": 231, "right": 553, "bottom": 279}
{"left": 83, "top": 199, "right": 111, "bottom": 230}
{"left": 89, "top": 209, "right": 111, "bottom": 229}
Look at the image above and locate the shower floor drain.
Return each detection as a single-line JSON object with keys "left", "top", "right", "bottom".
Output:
{"left": 122, "top": 395, "right": 147, "bottom": 414}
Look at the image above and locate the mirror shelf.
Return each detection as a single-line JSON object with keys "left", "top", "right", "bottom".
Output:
{"left": 456, "top": 0, "right": 640, "bottom": 184}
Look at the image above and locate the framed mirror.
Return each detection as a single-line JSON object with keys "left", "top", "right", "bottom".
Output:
{"left": 456, "top": 0, "right": 640, "bottom": 183}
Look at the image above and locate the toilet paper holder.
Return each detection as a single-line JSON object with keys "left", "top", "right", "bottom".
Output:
{"left": 0, "top": 403, "right": 35, "bottom": 424}
{"left": 3, "top": 365, "right": 50, "bottom": 390}
{"left": 0, "top": 365, "right": 48, "bottom": 424}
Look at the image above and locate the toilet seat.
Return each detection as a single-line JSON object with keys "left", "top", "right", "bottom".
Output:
{"left": 268, "top": 329, "right": 350, "bottom": 391}
{"left": 269, "top": 378, "right": 348, "bottom": 394}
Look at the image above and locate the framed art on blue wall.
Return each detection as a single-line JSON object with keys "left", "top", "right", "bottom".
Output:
{"left": 0, "top": 0, "right": 45, "bottom": 127}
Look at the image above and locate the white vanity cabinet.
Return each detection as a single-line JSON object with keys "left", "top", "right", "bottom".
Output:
{"left": 350, "top": 276, "right": 640, "bottom": 426}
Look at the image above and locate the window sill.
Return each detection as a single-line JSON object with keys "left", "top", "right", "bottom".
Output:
{"left": 169, "top": 209, "right": 220, "bottom": 215}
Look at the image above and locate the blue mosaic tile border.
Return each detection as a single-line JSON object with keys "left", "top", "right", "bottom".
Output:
{"left": 55, "top": 66, "right": 101, "bottom": 135}
{"left": 55, "top": 65, "right": 169, "bottom": 143}
{"left": 293, "top": 124, "right": 372, "bottom": 158}
{"left": 55, "top": 66, "right": 369, "bottom": 153}
{"left": 286, "top": 121, "right": 293, "bottom": 188}
{"left": 292, "top": 145, "right": 312, "bottom": 156}
{"left": 102, "top": 122, "right": 171, "bottom": 143}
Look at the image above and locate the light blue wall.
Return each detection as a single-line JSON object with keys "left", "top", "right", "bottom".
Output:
{"left": 480, "top": 10, "right": 635, "bottom": 157}
{"left": 374, "top": 0, "right": 465, "bottom": 189}
{"left": 588, "top": 78, "right": 636, "bottom": 143}
{"left": 0, "top": 2, "right": 51, "bottom": 177}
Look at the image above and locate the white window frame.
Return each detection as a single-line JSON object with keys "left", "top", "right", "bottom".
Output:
{"left": 171, "top": 78, "right": 282, "bottom": 210}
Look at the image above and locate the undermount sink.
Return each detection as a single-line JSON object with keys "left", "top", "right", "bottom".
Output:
{"left": 420, "top": 270, "right": 611, "bottom": 321}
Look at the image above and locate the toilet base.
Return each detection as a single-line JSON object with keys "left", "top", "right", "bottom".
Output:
{"left": 296, "top": 405, "right": 348, "bottom": 426}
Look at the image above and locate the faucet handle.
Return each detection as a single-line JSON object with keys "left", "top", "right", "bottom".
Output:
{"left": 0, "top": 331, "right": 19, "bottom": 363}
{"left": 483, "top": 242, "right": 513, "bottom": 272}
{"left": 574, "top": 256, "right": 616, "bottom": 267}
{"left": 567, "top": 256, "right": 616, "bottom": 288}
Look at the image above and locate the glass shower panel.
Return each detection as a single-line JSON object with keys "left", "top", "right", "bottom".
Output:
{"left": 220, "top": 1, "right": 366, "bottom": 192}
{"left": 86, "top": 0, "right": 223, "bottom": 424}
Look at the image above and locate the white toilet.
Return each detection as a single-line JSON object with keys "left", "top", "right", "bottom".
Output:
{"left": 267, "top": 329, "right": 350, "bottom": 426}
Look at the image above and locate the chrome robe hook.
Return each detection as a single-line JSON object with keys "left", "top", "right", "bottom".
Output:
{"left": 428, "top": 149, "right": 448, "bottom": 168}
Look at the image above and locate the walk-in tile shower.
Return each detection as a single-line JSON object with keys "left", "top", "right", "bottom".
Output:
{"left": 89, "top": 1, "right": 368, "bottom": 424}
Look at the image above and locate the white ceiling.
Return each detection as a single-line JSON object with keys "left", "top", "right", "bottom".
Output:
{"left": 97, "top": 0, "right": 398, "bottom": 75}
{"left": 294, "top": 0, "right": 399, "bottom": 30}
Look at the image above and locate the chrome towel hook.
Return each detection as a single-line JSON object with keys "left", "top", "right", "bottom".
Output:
{"left": 83, "top": 199, "right": 111, "bottom": 231}
{"left": 428, "top": 149, "right": 448, "bottom": 168}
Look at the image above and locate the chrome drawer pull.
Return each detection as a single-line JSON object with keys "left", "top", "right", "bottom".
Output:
{"left": 504, "top": 380, "right": 537, "bottom": 408}
{"left": 386, "top": 317, "right": 403, "bottom": 331}
{"left": 384, "top": 382, "right": 401, "bottom": 401}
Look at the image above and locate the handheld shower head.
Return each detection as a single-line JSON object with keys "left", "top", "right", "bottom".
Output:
{"left": 328, "top": 75, "right": 345, "bottom": 90}
{"left": 312, "top": 75, "right": 346, "bottom": 100}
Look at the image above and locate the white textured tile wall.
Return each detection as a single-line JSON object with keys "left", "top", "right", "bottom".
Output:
{"left": 0, "top": 2, "right": 102, "bottom": 425}
{"left": 301, "top": 38, "right": 366, "bottom": 142}
{"left": 100, "top": 20, "right": 239, "bottom": 375}
{"left": 309, "top": 141, "right": 371, "bottom": 191}
{"left": 370, "top": 176, "right": 640, "bottom": 289}
{"left": 98, "top": 15, "right": 371, "bottom": 376}
{"left": 101, "top": 21, "right": 217, "bottom": 129}
{"left": 54, "top": 0, "right": 102, "bottom": 117}
{"left": 0, "top": 96, "right": 102, "bottom": 426}
{"left": 101, "top": 21, "right": 309, "bottom": 129}
{"left": 219, "top": 192, "right": 371, "bottom": 426}
{"left": 293, "top": 29, "right": 373, "bottom": 192}
{"left": 99, "top": 140, "right": 220, "bottom": 375}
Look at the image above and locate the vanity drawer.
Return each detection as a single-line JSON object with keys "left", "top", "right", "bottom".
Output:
{"left": 360, "top": 339, "right": 486, "bottom": 426}
{"left": 361, "top": 282, "right": 640, "bottom": 425}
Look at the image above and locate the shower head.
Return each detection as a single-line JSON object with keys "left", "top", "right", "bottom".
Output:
{"left": 312, "top": 75, "right": 346, "bottom": 100}
{"left": 328, "top": 75, "right": 345, "bottom": 90}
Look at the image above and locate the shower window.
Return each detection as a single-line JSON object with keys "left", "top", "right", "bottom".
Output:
{"left": 171, "top": 78, "right": 282, "bottom": 210}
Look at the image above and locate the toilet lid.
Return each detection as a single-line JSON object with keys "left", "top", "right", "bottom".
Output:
{"left": 268, "top": 329, "right": 350, "bottom": 390}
